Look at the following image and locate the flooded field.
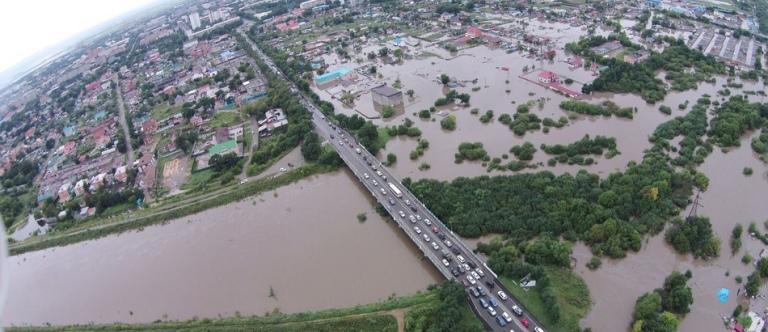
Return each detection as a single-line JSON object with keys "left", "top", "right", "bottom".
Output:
{"left": 3, "top": 171, "right": 440, "bottom": 327}
{"left": 575, "top": 131, "right": 768, "bottom": 332}
{"left": 316, "top": 39, "right": 765, "bottom": 181}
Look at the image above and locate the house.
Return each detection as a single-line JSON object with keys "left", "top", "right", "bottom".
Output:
{"left": 74, "top": 179, "right": 88, "bottom": 197}
{"left": 114, "top": 166, "right": 128, "bottom": 183}
{"left": 624, "top": 51, "right": 650, "bottom": 64}
{"left": 141, "top": 118, "right": 158, "bottom": 135}
{"left": 257, "top": 109, "right": 289, "bottom": 136}
{"left": 371, "top": 84, "right": 404, "bottom": 113}
{"left": 537, "top": 71, "right": 559, "bottom": 84}
{"left": 567, "top": 57, "right": 583, "bottom": 69}
{"left": 58, "top": 183, "right": 72, "bottom": 203}
{"left": 190, "top": 115, "right": 204, "bottom": 127}
{"left": 590, "top": 40, "right": 624, "bottom": 56}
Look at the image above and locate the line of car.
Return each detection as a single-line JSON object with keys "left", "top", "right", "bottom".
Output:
{"left": 274, "top": 52, "right": 546, "bottom": 332}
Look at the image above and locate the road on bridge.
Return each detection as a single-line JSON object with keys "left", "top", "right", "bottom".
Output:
{"left": 241, "top": 31, "right": 546, "bottom": 332}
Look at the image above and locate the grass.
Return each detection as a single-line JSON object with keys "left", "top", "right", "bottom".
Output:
{"left": 501, "top": 266, "right": 591, "bottom": 332}
{"left": 209, "top": 111, "right": 243, "bottom": 128}
{"left": 150, "top": 102, "right": 179, "bottom": 121}
{"left": 180, "top": 169, "right": 216, "bottom": 191}
{"left": 8, "top": 289, "right": 438, "bottom": 332}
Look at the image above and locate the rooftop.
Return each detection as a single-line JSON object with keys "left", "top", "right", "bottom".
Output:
{"left": 371, "top": 84, "right": 401, "bottom": 97}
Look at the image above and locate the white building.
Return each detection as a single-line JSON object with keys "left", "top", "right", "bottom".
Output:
{"left": 189, "top": 12, "right": 202, "bottom": 30}
{"left": 300, "top": 0, "right": 326, "bottom": 10}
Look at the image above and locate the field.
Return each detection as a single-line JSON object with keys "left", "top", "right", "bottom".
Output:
{"left": 501, "top": 267, "right": 591, "bottom": 332}
{"left": 210, "top": 111, "right": 243, "bottom": 128}
{"left": 150, "top": 102, "right": 180, "bottom": 121}
{"left": 6, "top": 290, "right": 442, "bottom": 332}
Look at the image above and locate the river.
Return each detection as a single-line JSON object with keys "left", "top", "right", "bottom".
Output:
{"left": 2, "top": 171, "right": 440, "bottom": 327}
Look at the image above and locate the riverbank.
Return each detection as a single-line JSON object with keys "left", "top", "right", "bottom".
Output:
{"left": 8, "top": 163, "right": 337, "bottom": 256}
{"left": 3, "top": 170, "right": 441, "bottom": 327}
{"left": 5, "top": 291, "right": 433, "bottom": 332}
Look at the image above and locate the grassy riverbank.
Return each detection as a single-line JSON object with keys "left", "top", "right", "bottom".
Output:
{"left": 501, "top": 267, "right": 591, "bottom": 332}
{"left": 7, "top": 283, "right": 482, "bottom": 332}
{"left": 9, "top": 163, "right": 337, "bottom": 256}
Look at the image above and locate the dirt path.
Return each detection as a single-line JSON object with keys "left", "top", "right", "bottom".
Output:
{"left": 113, "top": 77, "right": 135, "bottom": 164}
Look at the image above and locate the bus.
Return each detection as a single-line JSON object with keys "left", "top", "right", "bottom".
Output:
{"left": 388, "top": 183, "right": 403, "bottom": 198}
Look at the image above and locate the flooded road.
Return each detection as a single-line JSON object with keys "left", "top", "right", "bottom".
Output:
{"left": 3, "top": 171, "right": 440, "bottom": 326}
{"left": 576, "top": 131, "right": 768, "bottom": 332}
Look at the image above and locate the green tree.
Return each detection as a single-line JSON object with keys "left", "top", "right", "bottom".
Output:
{"left": 440, "top": 74, "right": 450, "bottom": 85}
{"left": 301, "top": 132, "right": 321, "bottom": 161}
{"left": 746, "top": 271, "right": 761, "bottom": 297}
{"left": 633, "top": 292, "right": 662, "bottom": 321}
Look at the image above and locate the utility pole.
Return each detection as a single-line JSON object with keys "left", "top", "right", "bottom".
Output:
{"left": 686, "top": 190, "right": 703, "bottom": 221}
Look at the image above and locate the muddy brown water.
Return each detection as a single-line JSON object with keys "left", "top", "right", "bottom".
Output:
{"left": 575, "top": 131, "right": 768, "bottom": 332}
{"left": 314, "top": 37, "right": 768, "bottom": 331}
{"left": 2, "top": 171, "right": 440, "bottom": 326}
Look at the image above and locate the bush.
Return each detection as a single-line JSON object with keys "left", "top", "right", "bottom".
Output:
{"left": 586, "top": 256, "right": 602, "bottom": 270}
{"left": 659, "top": 105, "right": 672, "bottom": 115}
{"left": 440, "top": 115, "right": 456, "bottom": 131}
{"left": 357, "top": 212, "right": 367, "bottom": 223}
{"left": 455, "top": 142, "right": 488, "bottom": 162}
{"left": 743, "top": 167, "right": 754, "bottom": 176}
{"left": 382, "top": 106, "right": 396, "bottom": 118}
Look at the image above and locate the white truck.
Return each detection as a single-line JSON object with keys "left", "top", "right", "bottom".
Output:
{"left": 388, "top": 183, "right": 403, "bottom": 198}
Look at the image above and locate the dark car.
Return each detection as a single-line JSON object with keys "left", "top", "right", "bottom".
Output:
{"left": 388, "top": 198, "right": 396, "bottom": 205}
{"left": 451, "top": 268, "right": 460, "bottom": 277}
{"left": 485, "top": 281, "right": 495, "bottom": 289}
{"left": 479, "top": 298, "right": 489, "bottom": 308}
{"left": 469, "top": 287, "right": 480, "bottom": 297}
{"left": 495, "top": 315, "right": 507, "bottom": 327}
{"left": 450, "top": 247, "right": 461, "bottom": 255}
{"left": 467, "top": 261, "right": 477, "bottom": 269}
{"left": 409, "top": 206, "right": 417, "bottom": 213}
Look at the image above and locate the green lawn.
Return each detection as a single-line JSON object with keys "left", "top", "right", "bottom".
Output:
{"left": 150, "top": 102, "right": 179, "bottom": 121}
{"left": 180, "top": 169, "right": 216, "bottom": 190}
{"left": 210, "top": 111, "right": 243, "bottom": 128}
{"left": 500, "top": 266, "right": 591, "bottom": 332}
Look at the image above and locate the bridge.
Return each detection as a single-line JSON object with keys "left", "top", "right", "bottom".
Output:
{"left": 240, "top": 31, "right": 546, "bottom": 332}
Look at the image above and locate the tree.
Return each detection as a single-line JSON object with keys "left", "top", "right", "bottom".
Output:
{"left": 393, "top": 48, "right": 403, "bottom": 61}
{"left": 746, "top": 271, "right": 761, "bottom": 297}
{"left": 301, "top": 132, "right": 321, "bottom": 161}
{"left": 45, "top": 138, "right": 56, "bottom": 150}
{"left": 441, "top": 114, "right": 456, "bottom": 131}
{"left": 660, "top": 271, "right": 693, "bottom": 314}
{"left": 209, "top": 152, "right": 240, "bottom": 172}
{"left": 406, "top": 89, "right": 415, "bottom": 98}
{"left": 386, "top": 153, "right": 397, "bottom": 166}
{"left": 378, "top": 47, "right": 390, "bottom": 57}
{"left": 382, "top": 105, "right": 395, "bottom": 118}
{"left": 440, "top": 74, "right": 450, "bottom": 85}
{"left": 633, "top": 292, "right": 662, "bottom": 321}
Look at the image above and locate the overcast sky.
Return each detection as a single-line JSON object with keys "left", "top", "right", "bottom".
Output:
{"left": 0, "top": 0, "right": 160, "bottom": 73}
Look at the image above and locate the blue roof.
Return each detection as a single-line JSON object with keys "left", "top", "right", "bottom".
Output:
{"left": 314, "top": 67, "right": 351, "bottom": 84}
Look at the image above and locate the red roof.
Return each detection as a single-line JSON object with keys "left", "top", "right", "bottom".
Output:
{"left": 538, "top": 71, "right": 557, "bottom": 80}
{"left": 466, "top": 26, "right": 483, "bottom": 38}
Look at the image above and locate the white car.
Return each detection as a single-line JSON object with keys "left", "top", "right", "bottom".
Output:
{"left": 431, "top": 241, "right": 440, "bottom": 250}
{"left": 422, "top": 234, "right": 431, "bottom": 242}
{"left": 372, "top": 180, "right": 378, "bottom": 186}
{"left": 487, "top": 306, "right": 496, "bottom": 316}
{"left": 534, "top": 327, "right": 545, "bottom": 332}
{"left": 501, "top": 311, "right": 512, "bottom": 322}
{"left": 442, "top": 259, "right": 450, "bottom": 266}
{"left": 467, "top": 275, "right": 476, "bottom": 285}
{"left": 497, "top": 291, "right": 508, "bottom": 301}
{"left": 414, "top": 226, "right": 422, "bottom": 234}
{"left": 423, "top": 218, "right": 432, "bottom": 226}
{"left": 380, "top": 188, "right": 387, "bottom": 195}
{"left": 457, "top": 255, "right": 465, "bottom": 263}
{"left": 398, "top": 211, "right": 406, "bottom": 218}
{"left": 470, "top": 271, "right": 480, "bottom": 280}
{"left": 415, "top": 214, "right": 422, "bottom": 221}
{"left": 409, "top": 215, "right": 416, "bottom": 223}
{"left": 462, "top": 263, "right": 471, "bottom": 271}
{"left": 444, "top": 240, "right": 453, "bottom": 247}
{"left": 475, "top": 268, "right": 485, "bottom": 278}
{"left": 363, "top": 173, "right": 369, "bottom": 179}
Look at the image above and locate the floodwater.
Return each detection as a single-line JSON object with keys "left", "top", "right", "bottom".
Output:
{"left": 2, "top": 171, "right": 440, "bottom": 327}
{"left": 575, "top": 131, "right": 768, "bottom": 332}
{"left": 317, "top": 40, "right": 765, "bottom": 181}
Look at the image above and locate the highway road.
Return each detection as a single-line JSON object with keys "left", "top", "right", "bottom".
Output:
{"left": 241, "top": 32, "right": 546, "bottom": 332}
